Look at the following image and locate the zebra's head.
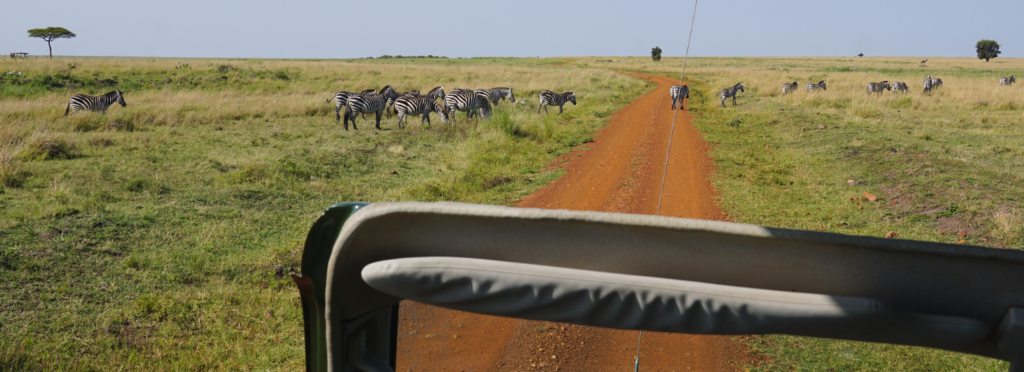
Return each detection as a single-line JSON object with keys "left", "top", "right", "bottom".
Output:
{"left": 113, "top": 90, "right": 126, "bottom": 107}
{"left": 506, "top": 88, "right": 515, "bottom": 102}
{"left": 430, "top": 86, "right": 445, "bottom": 100}
{"left": 435, "top": 102, "right": 449, "bottom": 123}
{"left": 818, "top": 81, "right": 827, "bottom": 90}
{"left": 568, "top": 92, "right": 577, "bottom": 105}
{"left": 380, "top": 85, "right": 397, "bottom": 98}
{"left": 736, "top": 83, "right": 744, "bottom": 92}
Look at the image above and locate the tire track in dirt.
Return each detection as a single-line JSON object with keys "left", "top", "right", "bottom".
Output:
{"left": 397, "top": 73, "right": 747, "bottom": 371}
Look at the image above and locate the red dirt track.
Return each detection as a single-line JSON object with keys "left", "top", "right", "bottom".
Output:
{"left": 397, "top": 74, "right": 747, "bottom": 371}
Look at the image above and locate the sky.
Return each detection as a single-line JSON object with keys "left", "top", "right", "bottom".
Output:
{"left": 2, "top": 0, "right": 1021, "bottom": 59}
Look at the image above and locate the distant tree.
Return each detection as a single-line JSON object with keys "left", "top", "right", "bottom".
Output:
{"left": 28, "top": 27, "right": 76, "bottom": 59}
{"left": 651, "top": 47, "right": 662, "bottom": 62}
{"left": 976, "top": 39, "right": 1001, "bottom": 62}
{"left": 857, "top": 53, "right": 864, "bottom": 57}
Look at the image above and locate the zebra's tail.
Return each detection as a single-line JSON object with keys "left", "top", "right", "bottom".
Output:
{"left": 64, "top": 101, "right": 71, "bottom": 116}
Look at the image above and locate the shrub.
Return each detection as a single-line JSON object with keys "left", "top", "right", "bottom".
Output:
{"left": 20, "top": 137, "right": 81, "bottom": 160}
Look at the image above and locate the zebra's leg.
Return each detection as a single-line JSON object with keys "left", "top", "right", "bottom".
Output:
{"left": 423, "top": 112, "right": 431, "bottom": 127}
{"left": 375, "top": 110, "right": 383, "bottom": 130}
{"left": 721, "top": 96, "right": 726, "bottom": 108}
{"left": 558, "top": 104, "right": 563, "bottom": 114}
{"left": 537, "top": 102, "right": 543, "bottom": 114}
{"left": 732, "top": 95, "right": 737, "bottom": 106}
{"left": 335, "top": 106, "right": 342, "bottom": 121}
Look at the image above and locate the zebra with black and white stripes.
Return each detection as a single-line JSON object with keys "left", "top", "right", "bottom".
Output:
{"left": 423, "top": 86, "right": 445, "bottom": 100}
{"left": 891, "top": 81, "right": 909, "bottom": 95}
{"left": 65, "top": 90, "right": 127, "bottom": 116}
{"left": 344, "top": 92, "right": 389, "bottom": 130}
{"left": 867, "top": 81, "right": 891, "bottom": 95}
{"left": 923, "top": 75, "right": 934, "bottom": 93}
{"left": 327, "top": 89, "right": 377, "bottom": 120}
{"left": 482, "top": 87, "right": 515, "bottom": 106}
{"left": 537, "top": 90, "right": 576, "bottom": 114}
{"left": 444, "top": 89, "right": 491, "bottom": 123}
{"left": 394, "top": 96, "right": 449, "bottom": 128}
{"left": 1000, "top": 76, "right": 1016, "bottom": 85}
{"left": 719, "top": 83, "right": 744, "bottom": 107}
{"left": 931, "top": 77, "right": 943, "bottom": 89}
{"left": 782, "top": 81, "right": 799, "bottom": 95}
{"left": 669, "top": 85, "right": 689, "bottom": 110}
{"left": 806, "top": 81, "right": 827, "bottom": 92}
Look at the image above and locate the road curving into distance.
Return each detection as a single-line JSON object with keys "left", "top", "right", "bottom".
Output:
{"left": 396, "top": 73, "right": 749, "bottom": 371}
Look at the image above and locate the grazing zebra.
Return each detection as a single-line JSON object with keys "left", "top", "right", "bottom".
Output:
{"left": 394, "top": 96, "right": 448, "bottom": 128}
{"left": 891, "top": 81, "right": 909, "bottom": 95}
{"left": 65, "top": 90, "right": 127, "bottom": 116}
{"left": 537, "top": 90, "right": 577, "bottom": 114}
{"left": 1001, "top": 76, "right": 1016, "bottom": 85}
{"left": 444, "top": 90, "right": 491, "bottom": 123}
{"left": 781, "top": 81, "right": 799, "bottom": 95}
{"left": 806, "top": 80, "right": 827, "bottom": 92}
{"left": 669, "top": 85, "right": 689, "bottom": 110}
{"left": 923, "top": 75, "right": 934, "bottom": 93}
{"left": 867, "top": 81, "right": 891, "bottom": 95}
{"left": 344, "top": 93, "right": 388, "bottom": 130}
{"left": 719, "top": 83, "right": 744, "bottom": 107}
{"left": 482, "top": 87, "right": 515, "bottom": 106}
{"left": 931, "top": 78, "right": 943, "bottom": 89}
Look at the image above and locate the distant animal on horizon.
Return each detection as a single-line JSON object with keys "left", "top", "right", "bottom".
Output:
{"left": 670, "top": 85, "right": 689, "bottom": 110}
{"left": 891, "top": 81, "right": 909, "bottom": 95}
{"left": 867, "top": 81, "right": 891, "bottom": 95}
{"left": 394, "top": 96, "right": 449, "bottom": 128}
{"left": 719, "top": 83, "right": 744, "bottom": 107}
{"left": 538, "top": 90, "right": 577, "bottom": 114}
{"left": 782, "top": 81, "right": 799, "bottom": 95}
{"left": 806, "top": 81, "right": 826, "bottom": 92}
{"left": 65, "top": 90, "right": 127, "bottom": 116}
{"left": 920, "top": 59, "right": 928, "bottom": 65}
{"left": 1001, "top": 76, "right": 1016, "bottom": 85}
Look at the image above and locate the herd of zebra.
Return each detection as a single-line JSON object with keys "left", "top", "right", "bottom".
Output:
{"left": 325, "top": 85, "right": 576, "bottom": 130}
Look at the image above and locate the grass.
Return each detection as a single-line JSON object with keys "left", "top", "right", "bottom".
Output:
{"left": 584, "top": 56, "right": 1021, "bottom": 371}
{"left": 0, "top": 56, "right": 648, "bottom": 370}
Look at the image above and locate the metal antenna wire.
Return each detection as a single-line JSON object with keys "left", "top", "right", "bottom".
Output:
{"left": 641, "top": 1, "right": 699, "bottom": 371}
{"left": 656, "top": 0, "right": 700, "bottom": 217}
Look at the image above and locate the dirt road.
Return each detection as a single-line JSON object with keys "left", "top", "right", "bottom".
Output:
{"left": 397, "top": 73, "right": 747, "bottom": 371}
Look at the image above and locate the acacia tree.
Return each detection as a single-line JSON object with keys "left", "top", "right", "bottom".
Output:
{"left": 976, "top": 39, "right": 1001, "bottom": 62}
{"left": 28, "top": 27, "right": 76, "bottom": 59}
{"left": 651, "top": 47, "right": 662, "bottom": 62}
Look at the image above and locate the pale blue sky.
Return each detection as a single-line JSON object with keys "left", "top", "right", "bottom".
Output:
{"left": 2, "top": 0, "right": 1020, "bottom": 59}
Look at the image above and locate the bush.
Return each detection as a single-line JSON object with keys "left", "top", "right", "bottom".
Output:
{"left": 20, "top": 137, "right": 81, "bottom": 160}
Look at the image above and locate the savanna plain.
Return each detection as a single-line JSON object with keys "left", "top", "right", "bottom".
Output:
{"left": 1, "top": 55, "right": 1021, "bottom": 371}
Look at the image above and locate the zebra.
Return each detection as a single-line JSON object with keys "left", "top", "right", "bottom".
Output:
{"left": 444, "top": 89, "right": 491, "bottom": 123}
{"left": 923, "top": 75, "right": 934, "bottom": 93}
{"left": 482, "top": 87, "right": 515, "bottom": 106}
{"left": 422, "top": 86, "right": 445, "bottom": 100}
{"left": 327, "top": 89, "right": 377, "bottom": 120}
{"left": 781, "top": 81, "right": 799, "bottom": 95}
{"left": 538, "top": 90, "right": 576, "bottom": 114}
{"left": 65, "top": 90, "right": 127, "bottom": 116}
{"left": 931, "top": 77, "right": 943, "bottom": 89}
{"left": 892, "top": 81, "right": 909, "bottom": 95}
{"left": 806, "top": 81, "right": 827, "bottom": 92}
{"left": 1001, "top": 76, "right": 1016, "bottom": 85}
{"left": 394, "top": 96, "right": 449, "bottom": 128}
{"left": 379, "top": 85, "right": 405, "bottom": 119}
{"left": 344, "top": 92, "right": 388, "bottom": 130}
{"left": 669, "top": 85, "right": 689, "bottom": 110}
{"left": 867, "top": 81, "right": 891, "bottom": 95}
{"left": 719, "top": 83, "right": 744, "bottom": 107}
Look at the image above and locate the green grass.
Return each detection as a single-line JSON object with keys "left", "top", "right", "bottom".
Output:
{"left": 0, "top": 57, "right": 647, "bottom": 371}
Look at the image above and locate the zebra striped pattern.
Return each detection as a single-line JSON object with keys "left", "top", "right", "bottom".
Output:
{"left": 806, "top": 81, "right": 826, "bottom": 92}
{"left": 444, "top": 90, "right": 491, "bottom": 123}
{"left": 537, "top": 90, "right": 576, "bottom": 114}
{"left": 782, "top": 81, "right": 799, "bottom": 95}
{"left": 65, "top": 90, "right": 126, "bottom": 116}
{"left": 891, "top": 81, "right": 909, "bottom": 95}
{"left": 424, "top": 86, "right": 445, "bottom": 100}
{"left": 923, "top": 75, "right": 933, "bottom": 93}
{"left": 483, "top": 87, "right": 515, "bottom": 106}
{"left": 1000, "top": 76, "right": 1016, "bottom": 85}
{"left": 867, "top": 81, "right": 891, "bottom": 95}
{"left": 394, "top": 96, "right": 448, "bottom": 128}
{"left": 931, "top": 78, "right": 943, "bottom": 89}
{"left": 328, "top": 89, "right": 377, "bottom": 120}
{"left": 669, "top": 85, "right": 689, "bottom": 110}
{"left": 344, "top": 93, "right": 388, "bottom": 130}
{"left": 719, "top": 83, "right": 744, "bottom": 107}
